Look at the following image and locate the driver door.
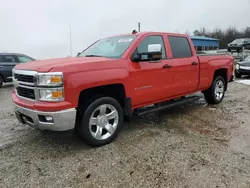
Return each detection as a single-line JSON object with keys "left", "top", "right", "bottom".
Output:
{"left": 128, "top": 35, "right": 173, "bottom": 107}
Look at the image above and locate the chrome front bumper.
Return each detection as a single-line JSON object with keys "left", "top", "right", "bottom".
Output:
{"left": 14, "top": 103, "right": 76, "bottom": 131}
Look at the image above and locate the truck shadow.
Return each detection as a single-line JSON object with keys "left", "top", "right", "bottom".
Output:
{"left": 128, "top": 97, "right": 207, "bottom": 132}
{"left": 18, "top": 96, "right": 211, "bottom": 158}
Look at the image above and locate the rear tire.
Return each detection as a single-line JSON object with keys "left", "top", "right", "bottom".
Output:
{"left": 234, "top": 70, "right": 242, "bottom": 78}
{"left": 204, "top": 76, "right": 226, "bottom": 104}
{"left": 0, "top": 76, "right": 3, "bottom": 88}
{"left": 77, "top": 97, "right": 124, "bottom": 147}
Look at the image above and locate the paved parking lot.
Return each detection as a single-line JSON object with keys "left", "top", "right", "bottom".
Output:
{"left": 1, "top": 81, "right": 250, "bottom": 187}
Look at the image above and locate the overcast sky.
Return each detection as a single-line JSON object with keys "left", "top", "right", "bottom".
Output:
{"left": 0, "top": 0, "right": 249, "bottom": 59}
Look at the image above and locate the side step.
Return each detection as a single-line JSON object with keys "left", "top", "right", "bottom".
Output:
{"left": 133, "top": 96, "right": 200, "bottom": 116}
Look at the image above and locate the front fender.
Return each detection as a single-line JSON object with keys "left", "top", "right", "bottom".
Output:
{"left": 64, "top": 68, "right": 129, "bottom": 107}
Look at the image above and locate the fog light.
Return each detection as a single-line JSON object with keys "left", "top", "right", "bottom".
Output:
{"left": 45, "top": 116, "right": 53, "bottom": 122}
{"left": 38, "top": 115, "right": 54, "bottom": 123}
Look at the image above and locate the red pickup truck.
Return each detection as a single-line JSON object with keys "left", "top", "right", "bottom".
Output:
{"left": 12, "top": 32, "right": 234, "bottom": 146}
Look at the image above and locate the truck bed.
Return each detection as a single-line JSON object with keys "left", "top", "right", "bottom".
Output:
{"left": 197, "top": 53, "right": 234, "bottom": 90}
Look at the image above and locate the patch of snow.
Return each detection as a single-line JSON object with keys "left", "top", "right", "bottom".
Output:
{"left": 235, "top": 80, "right": 250, "bottom": 86}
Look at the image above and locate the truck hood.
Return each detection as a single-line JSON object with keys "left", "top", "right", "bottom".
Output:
{"left": 14, "top": 57, "right": 112, "bottom": 72}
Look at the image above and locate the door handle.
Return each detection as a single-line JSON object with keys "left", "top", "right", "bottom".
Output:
{"left": 191, "top": 62, "right": 198, "bottom": 65}
{"left": 0, "top": 66, "right": 3, "bottom": 68}
{"left": 162, "top": 64, "right": 172, "bottom": 69}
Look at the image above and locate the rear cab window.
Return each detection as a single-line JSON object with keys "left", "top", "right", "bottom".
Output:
{"left": 168, "top": 36, "right": 193, "bottom": 58}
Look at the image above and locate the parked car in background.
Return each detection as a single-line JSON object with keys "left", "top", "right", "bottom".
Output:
{"left": 228, "top": 38, "right": 250, "bottom": 52}
{"left": 235, "top": 55, "right": 250, "bottom": 78}
{"left": 0, "top": 53, "right": 35, "bottom": 87}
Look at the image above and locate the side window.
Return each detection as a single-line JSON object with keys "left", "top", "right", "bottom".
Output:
{"left": 168, "top": 36, "right": 192, "bottom": 58}
{"left": 3, "top": 55, "right": 16, "bottom": 62}
{"left": 137, "top": 35, "right": 166, "bottom": 60}
{"left": 17, "top": 56, "right": 33, "bottom": 63}
{"left": 0, "top": 56, "right": 3, "bottom": 63}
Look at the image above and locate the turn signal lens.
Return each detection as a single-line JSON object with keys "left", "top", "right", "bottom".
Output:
{"left": 37, "top": 73, "right": 63, "bottom": 86}
{"left": 51, "top": 76, "right": 62, "bottom": 84}
{"left": 39, "top": 88, "right": 64, "bottom": 101}
{"left": 51, "top": 91, "right": 63, "bottom": 98}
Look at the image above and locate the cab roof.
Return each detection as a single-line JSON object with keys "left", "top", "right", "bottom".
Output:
{"left": 105, "top": 31, "right": 188, "bottom": 39}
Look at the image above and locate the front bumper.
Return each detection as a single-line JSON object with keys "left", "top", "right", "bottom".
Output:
{"left": 14, "top": 103, "right": 76, "bottom": 131}
{"left": 236, "top": 68, "right": 250, "bottom": 74}
{"left": 228, "top": 46, "right": 242, "bottom": 51}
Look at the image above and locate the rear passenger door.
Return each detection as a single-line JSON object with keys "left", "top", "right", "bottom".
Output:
{"left": 167, "top": 36, "right": 199, "bottom": 96}
{"left": 0, "top": 55, "right": 18, "bottom": 82}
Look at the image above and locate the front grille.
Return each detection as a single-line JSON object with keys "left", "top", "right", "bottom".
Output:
{"left": 16, "top": 87, "right": 35, "bottom": 100}
{"left": 14, "top": 74, "right": 34, "bottom": 83}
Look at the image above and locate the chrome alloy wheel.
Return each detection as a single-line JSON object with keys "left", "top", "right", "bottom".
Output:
{"left": 214, "top": 80, "right": 224, "bottom": 101}
{"left": 89, "top": 104, "right": 119, "bottom": 140}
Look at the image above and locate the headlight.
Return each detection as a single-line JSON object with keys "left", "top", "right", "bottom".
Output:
{"left": 236, "top": 64, "right": 240, "bottom": 70}
{"left": 37, "top": 72, "right": 63, "bottom": 86}
{"left": 39, "top": 88, "right": 64, "bottom": 101}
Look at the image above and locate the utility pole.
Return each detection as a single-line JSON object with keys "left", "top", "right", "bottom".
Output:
{"left": 69, "top": 24, "right": 72, "bottom": 57}
{"left": 138, "top": 22, "right": 140, "bottom": 32}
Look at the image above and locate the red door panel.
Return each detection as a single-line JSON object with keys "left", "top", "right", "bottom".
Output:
{"left": 171, "top": 57, "right": 199, "bottom": 96}
{"left": 128, "top": 60, "right": 172, "bottom": 106}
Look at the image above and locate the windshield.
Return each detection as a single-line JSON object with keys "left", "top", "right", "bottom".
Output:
{"left": 231, "top": 39, "right": 245, "bottom": 44}
{"left": 79, "top": 35, "right": 136, "bottom": 58}
{"left": 245, "top": 55, "right": 250, "bottom": 61}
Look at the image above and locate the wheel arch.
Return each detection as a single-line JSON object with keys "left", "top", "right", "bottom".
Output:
{"left": 213, "top": 68, "right": 228, "bottom": 91}
{"left": 78, "top": 83, "right": 126, "bottom": 107}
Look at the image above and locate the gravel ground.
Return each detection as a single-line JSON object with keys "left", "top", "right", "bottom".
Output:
{"left": 1, "top": 81, "right": 250, "bottom": 188}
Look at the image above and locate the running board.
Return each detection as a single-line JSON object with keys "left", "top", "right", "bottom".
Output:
{"left": 133, "top": 96, "right": 200, "bottom": 116}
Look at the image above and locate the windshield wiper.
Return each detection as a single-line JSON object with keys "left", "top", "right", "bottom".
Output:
{"left": 84, "top": 55, "right": 103, "bottom": 57}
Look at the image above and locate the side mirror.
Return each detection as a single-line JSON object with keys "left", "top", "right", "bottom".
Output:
{"left": 131, "top": 44, "right": 162, "bottom": 62}
{"left": 145, "top": 44, "right": 162, "bottom": 62}
{"left": 130, "top": 53, "right": 141, "bottom": 62}
{"left": 148, "top": 44, "right": 162, "bottom": 54}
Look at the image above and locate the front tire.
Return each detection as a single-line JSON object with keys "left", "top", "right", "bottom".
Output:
{"left": 78, "top": 97, "right": 124, "bottom": 146}
{"left": 204, "top": 76, "right": 226, "bottom": 104}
